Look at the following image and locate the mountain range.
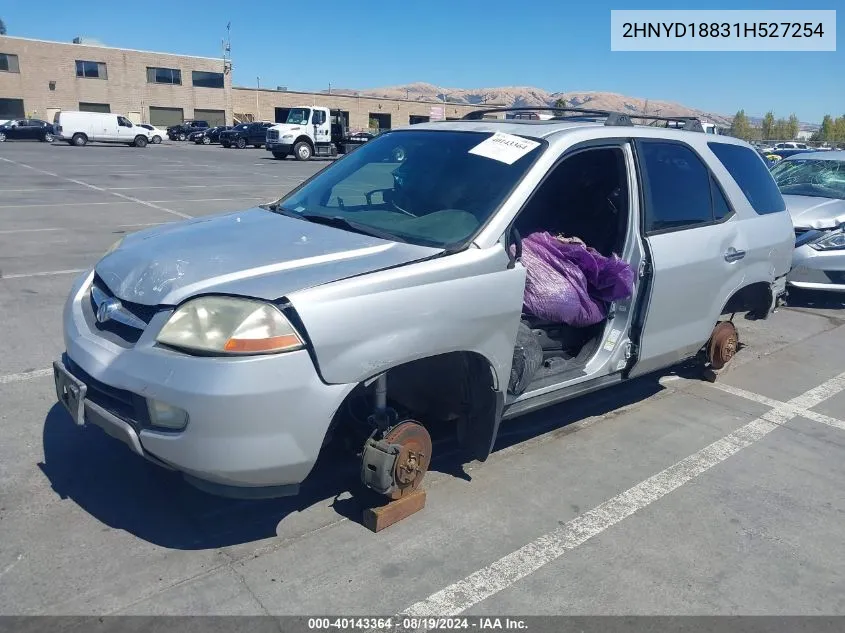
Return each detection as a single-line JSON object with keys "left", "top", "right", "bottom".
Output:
{"left": 325, "top": 82, "right": 734, "bottom": 126}
{"left": 324, "top": 82, "right": 819, "bottom": 129}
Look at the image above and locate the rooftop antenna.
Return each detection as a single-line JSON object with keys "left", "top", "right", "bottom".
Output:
{"left": 222, "top": 22, "right": 232, "bottom": 74}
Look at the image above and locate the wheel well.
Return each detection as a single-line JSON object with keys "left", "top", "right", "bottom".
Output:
{"left": 327, "top": 351, "right": 498, "bottom": 450}
{"left": 294, "top": 135, "right": 314, "bottom": 149}
{"left": 72, "top": 132, "right": 88, "bottom": 139}
{"left": 721, "top": 282, "right": 772, "bottom": 318}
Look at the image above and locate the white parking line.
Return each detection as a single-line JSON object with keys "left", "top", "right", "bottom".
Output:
{"left": 105, "top": 184, "right": 283, "bottom": 190}
{"left": 0, "top": 157, "right": 193, "bottom": 220}
{"left": 0, "top": 197, "right": 264, "bottom": 208}
{"left": 1, "top": 268, "right": 85, "bottom": 280}
{"left": 0, "top": 368, "right": 54, "bottom": 385}
{"left": 0, "top": 228, "right": 62, "bottom": 234}
{"left": 396, "top": 371, "right": 845, "bottom": 621}
{"left": 709, "top": 380, "right": 845, "bottom": 432}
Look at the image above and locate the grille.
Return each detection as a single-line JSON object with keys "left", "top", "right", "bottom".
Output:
{"left": 86, "top": 274, "right": 161, "bottom": 345}
{"left": 267, "top": 130, "right": 279, "bottom": 141}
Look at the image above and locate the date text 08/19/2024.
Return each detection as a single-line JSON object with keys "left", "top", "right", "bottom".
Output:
{"left": 306, "top": 617, "right": 529, "bottom": 630}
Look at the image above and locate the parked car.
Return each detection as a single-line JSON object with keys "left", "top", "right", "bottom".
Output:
{"left": 219, "top": 122, "right": 273, "bottom": 148}
{"left": 187, "top": 130, "right": 205, "bottom": 142}
{"left": 192, "top": 126, "right": 231, "bottom": 145}
{"left": 138, "top": 124, "right": 166, "bottom": 144}
{"left": 53, "top": 110, "right": 793, "bottom": 499}
{"left": 53, "top": 111, "right": 150, "bottom": 147}
{"left": 769, "top": 148, "right": 818, "bottom": 160}
{"left": 771, "top": 151, "right": 845, "bottom": 292}
{"left": 167, "top": 120, "right": 209, "bottom": 141}
{"left": 0, "top": 118, "right": 56, "bottom": 143}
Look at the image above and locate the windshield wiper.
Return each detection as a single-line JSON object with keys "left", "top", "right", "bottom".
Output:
{"left": 262, "top": 202, "right": 301, "bottom": 217}
{"left": 299, "top": 214, "right": 407, "bottom": 243}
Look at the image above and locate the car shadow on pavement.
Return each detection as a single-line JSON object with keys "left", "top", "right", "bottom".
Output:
{"left": 785, "top": 288, "right": 845, "bottom": 312}
{"left": 39, "top": 375, "right": 666, "bottom": 550}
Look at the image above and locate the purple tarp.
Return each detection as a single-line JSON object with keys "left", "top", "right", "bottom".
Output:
{"left": 521, "top": 231, "right": 635, "bottom": 327}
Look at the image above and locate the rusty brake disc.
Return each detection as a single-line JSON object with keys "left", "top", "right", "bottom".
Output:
{"left": 708, "top": 321, "right": 739, "bottom": 370}
{"left": 383, "top": 420, "right": 432, "bottom": 499}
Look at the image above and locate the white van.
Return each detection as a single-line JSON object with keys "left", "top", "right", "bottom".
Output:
{"left": 53, "top": 111, "right": 152, "bottom": 147}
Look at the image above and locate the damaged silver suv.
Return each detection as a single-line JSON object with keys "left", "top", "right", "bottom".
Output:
{"left": 54, "top": 107, "right": 794, "bottom": 500}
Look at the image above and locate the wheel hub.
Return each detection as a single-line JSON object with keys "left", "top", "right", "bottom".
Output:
{"left": 361, "top": 420, "right": 432, "bottom": 499}
{"left": 708, "top": 321, "right": 738, "bottom": 370}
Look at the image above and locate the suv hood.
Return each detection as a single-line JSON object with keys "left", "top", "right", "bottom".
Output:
{"left": 95, "top": 208, "right": 440, "bottom": 306}
{"left": 783, "top": 194, "right": 845, "bottom": 230}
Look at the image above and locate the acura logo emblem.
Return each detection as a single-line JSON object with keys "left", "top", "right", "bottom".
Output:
{"left": 96, "top": 297, "right": 121, "bottom": 324}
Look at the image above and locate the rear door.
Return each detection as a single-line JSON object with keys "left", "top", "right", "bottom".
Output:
{"left": 629, "top": 139, "right": 741, "bottom": 376}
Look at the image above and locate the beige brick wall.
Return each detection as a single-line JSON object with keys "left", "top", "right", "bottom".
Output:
{"left": 231, "top": 88, "right": 482, "bottom": 131}
{"left": 0, "top": 35, "right": 231, "bottom": 123}
{"left": 0, "top": 35, "right": 495, "bottom": 129}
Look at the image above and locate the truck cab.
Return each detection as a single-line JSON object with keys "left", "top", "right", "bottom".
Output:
{"left": 266, "top": 107, "right": 371, "bottom": 161}
{"left": 266, "top": 107, "right": 332, "bottom": 161}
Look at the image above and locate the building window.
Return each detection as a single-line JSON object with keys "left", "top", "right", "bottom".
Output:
{"left": 0, "top": 98, "right": 25, "bottom": 119}
{"left": 147, "top": 67, "right": 181, "bottom": 85}
{"left": 76, "top": 60, "right": 107, "bottom": 79}
{"left": 79, "top": 102, "right": 111, "bottom": 113}
{"left": 191, "top": 71, "right": 224, "bottom": 88}
{"left": 0, "top": 53, "right": 20, "bottom": 73}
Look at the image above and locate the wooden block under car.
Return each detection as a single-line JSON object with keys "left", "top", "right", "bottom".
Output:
{"left": 362, "top": 489, "right": 427, "bottom": 532}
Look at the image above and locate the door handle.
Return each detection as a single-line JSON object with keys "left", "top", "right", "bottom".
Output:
{"left": 724, "top": 247, "right": 746, "bottom": 262}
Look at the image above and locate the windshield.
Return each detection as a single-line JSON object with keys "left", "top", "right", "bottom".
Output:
{"left": 274, "top": 130, "right": 543, "bottom": 248}
{"left": 771, "top": 159, "right": 845, "bottom": 200}
{"left": 235, "top": 124, "right": 249, "bottom": 130}
{"left": 285, "top": 108, "right": 311, "bottom": 125}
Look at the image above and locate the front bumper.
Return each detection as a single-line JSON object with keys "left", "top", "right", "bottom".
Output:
{"left": 788, "top": 244, "right": 845, "bottom": 292}
{"left": 266, "top": 142, "right": 293, "bottom": 153}
{"left": 57, "top": 271, "right": 355, "bottom": 497}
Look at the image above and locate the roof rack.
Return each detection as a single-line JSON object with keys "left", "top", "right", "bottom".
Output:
{"left": 462, "top": 106, "right": 706, "bottom": 133}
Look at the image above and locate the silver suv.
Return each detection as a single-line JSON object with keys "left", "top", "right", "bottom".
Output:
{"left": 53, "top": 108, "right": 794, "bottom": 500}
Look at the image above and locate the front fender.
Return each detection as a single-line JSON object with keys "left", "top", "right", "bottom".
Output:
{"left": 288, "top": 246, "right": 526, "bottom": 392}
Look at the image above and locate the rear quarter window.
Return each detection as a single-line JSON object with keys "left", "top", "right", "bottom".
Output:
{"left": 707, "top": 142, "right": 786, "bottom": 215}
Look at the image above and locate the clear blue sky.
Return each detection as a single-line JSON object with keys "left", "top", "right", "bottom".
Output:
{"left": 2, "top": 0, "right": 842, "bottom": 122}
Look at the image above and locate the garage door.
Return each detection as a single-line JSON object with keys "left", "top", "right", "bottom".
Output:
{"left": 149, "top": 106, "right": 184, "bottom": 127}
{"left": 194, "top": 109, "right": 225, "bottom": 126}
{"left": 79, "top": 102, "right": 110, "bottom": 113}
{"left": 0, "top": 98, "right": 25, "bottom": 119}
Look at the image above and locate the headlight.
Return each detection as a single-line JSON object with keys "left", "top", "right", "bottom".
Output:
{"left": 282, "top": 134, "right": 294, "bottom": 140}
{"left": 157, "top": 296, "right": 304, "bottom": 355}
{"left": 810, "top": 230, "right": 845, "bottom": 251}
{"left": 103, "top": 237, "right": 124, "bottom": 257}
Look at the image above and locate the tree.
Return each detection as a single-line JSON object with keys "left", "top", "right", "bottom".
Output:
{"left": 729, "top": 110, "right": 752, "bottom": 140}
{"left": 554, "top": 97, "right": 569, "bottom": 116}
{"left": 787, "top": 114, "right": 799, "bottom": 140}
{"left": 761, "top": 111, "right": 775, "bottom": 140}
{"left": 819, "top": 115, "right": 835, "bottom": 141}
{"left": 0, "top": 18, "right": 6, "bottom": 35}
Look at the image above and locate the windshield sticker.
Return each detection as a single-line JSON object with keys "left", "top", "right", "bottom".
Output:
{"left": 468, "top": 132, "right": 541, "bottom": 165}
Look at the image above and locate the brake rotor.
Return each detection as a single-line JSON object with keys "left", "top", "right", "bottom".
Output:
{"left": 384, "top": 421, "right": 431, "bottom": 499}
{"left": 708, "top": 321, "right": 739, "bottom": 370}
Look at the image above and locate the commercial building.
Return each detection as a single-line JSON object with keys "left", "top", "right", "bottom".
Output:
{"left": 0, "top": 35, "right": 486, "bottom": 131}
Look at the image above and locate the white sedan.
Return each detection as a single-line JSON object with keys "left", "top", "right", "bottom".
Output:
{"left": 138, "top": 124, "right": 167, "bottom": 144}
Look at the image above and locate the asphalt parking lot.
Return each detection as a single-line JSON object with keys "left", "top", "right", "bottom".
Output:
{"left": 1, "top": 140, "right": 845, "bottom": 617}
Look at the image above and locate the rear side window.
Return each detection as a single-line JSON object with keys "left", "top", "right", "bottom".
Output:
{"left": 708, "top": 142, "right": 785, "bottom": 214}
{"left": 637, "top": 141, "right": 713, "bottom": 233}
